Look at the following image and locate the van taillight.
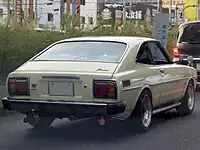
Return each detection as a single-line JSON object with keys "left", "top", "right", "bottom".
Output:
{"left": 171, "top": 47, "right": 180, "bottom": 57}
{"left": 8, "top": 77, "right": 29, "bottom": 96}
{"left": 93, "top": 80, "right": 117, "bottom": 99}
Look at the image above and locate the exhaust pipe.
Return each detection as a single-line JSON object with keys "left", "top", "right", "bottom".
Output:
{"left": 24, "top": 110, "right": 40, "bottom": 126}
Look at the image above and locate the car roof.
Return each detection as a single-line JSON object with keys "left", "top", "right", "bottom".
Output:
{"left": 56, "top": 36, "right": 157, "bottom": 46}
{"left": 179, "top": 20, "right": 200, "bottom": 29}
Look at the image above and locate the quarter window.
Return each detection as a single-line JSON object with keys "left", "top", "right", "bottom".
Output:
{"left": 147, "top": 42, "right": 170, "bottom": 65}
{"left": 136, "top": 43, "right": 153, "bottom": 65}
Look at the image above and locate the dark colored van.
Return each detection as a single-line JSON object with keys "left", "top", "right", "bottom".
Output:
{"left": 172, "top": 21, "right": 200, "bottom": 59}
{"left": 172, "top": 21, "right": 200, "bottom": 85}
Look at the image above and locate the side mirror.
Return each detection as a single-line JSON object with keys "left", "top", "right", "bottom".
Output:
{"left": 186, "top": 56, "right": 193, "bottom": 64}
{"left": 174, "top": 56, "right": 193, "bottom": 66}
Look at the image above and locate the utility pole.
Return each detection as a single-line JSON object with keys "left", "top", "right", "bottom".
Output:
{"left": 24, "top": 0, "right": 28, "bottom": 25}
{"left": 129, "top": 0, "right": 132, "bottom": 23}
{"left": 16, "top": 0, "right": 22, "bottom": 26}
{"left": 29, "top": 0, "right": 34, "bottom": 21}
{"left": 122, "top": 0, "right": 126, "bottom": 30}
{"left": 60, "top": 0, "right": 65, "bottom": 30}
{"left": 169, "top": 0, "right": 172, "bottom": 24}
{"left": 66, "top": 0, "right": 70, "bottom": 18}
{"left": 110, "top": 6, "right": 115, "bottom": 32}
{"left": 7, "top": 0, "right": 10, "bottom": 26}
{"left": 35, "top": 0, "right": 37, "bottom": 27}
{"left": 157, "top": 0, "right": 163, "bottom": 13}
{"left": 66, "top": 0, "right": 70, "bottom": 29}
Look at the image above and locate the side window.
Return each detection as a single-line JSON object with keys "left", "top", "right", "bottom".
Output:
{"left": 147, "top": 42, "right": 170, "bottom": 65}
{"left": 136, "top": 43, "right": 153, "bottom": 65}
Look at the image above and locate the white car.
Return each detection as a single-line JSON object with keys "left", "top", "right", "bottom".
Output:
{"left": 2, "top": 36, "right": 197, "bottom": 132}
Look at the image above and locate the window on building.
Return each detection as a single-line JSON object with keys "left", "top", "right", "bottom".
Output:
{"left": 38, "top": 24, "right": 45, "bottom": 28}
{"left": 9, "top": 9, "right": 14, "bottom": 15}
{"left": 81, "top": 16, "right": 85, "bottom": 24}
{"left": 81, "top": 0, "right": 85, "bottom": 5}
{"left": 47, "top": 2, "right": 53, "bottom": 5}
{"left": 88, "top": 17, "right": 93, "bottom": 25}
{"left": 47, "top": 13, "right": 53, "bottom": 22}
{"left": 0, "top": 9, "right": 3, "bottom": 18}
{"left": 54, "top": 9, "right": 59, "bottom": 11}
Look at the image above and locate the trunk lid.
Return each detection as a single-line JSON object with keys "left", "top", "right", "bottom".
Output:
{"left": 12, "top": 61, "right": 119, "bottom": 102}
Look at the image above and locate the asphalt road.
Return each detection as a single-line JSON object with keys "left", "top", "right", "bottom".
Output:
{"left": 1, "top": 86, "right": 200, "bottom": 150}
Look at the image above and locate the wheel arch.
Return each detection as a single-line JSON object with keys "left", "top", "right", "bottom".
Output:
{"left": 129, "top": 85, "right": 152, "bottom": 118}
{"left": 136, "top": 85, "right": 153, "bottom": 101}
{"left": 184, "top": 77, "right": 195, "bottom": 94}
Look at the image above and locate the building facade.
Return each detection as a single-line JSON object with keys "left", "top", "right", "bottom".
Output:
{"left": 162, "top": 0, "right": 199, "bottom": 23}
{"left": 36, "top": 0, "right": 98, "bottom": 30}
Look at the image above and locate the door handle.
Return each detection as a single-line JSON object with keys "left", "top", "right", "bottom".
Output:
{"left": 160, "top": 69, "right": 164, "bottom": 73}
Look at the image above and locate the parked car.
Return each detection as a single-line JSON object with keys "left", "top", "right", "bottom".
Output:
{"left": 2, "top": 36, "right": 197, "bottom": 132}
{"left": 171, "top": 21, "right": 200, "bottom": 88}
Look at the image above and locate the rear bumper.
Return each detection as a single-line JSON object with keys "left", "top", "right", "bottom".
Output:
{"left": 2, "top": 97, "right": 126, "bottom": 118}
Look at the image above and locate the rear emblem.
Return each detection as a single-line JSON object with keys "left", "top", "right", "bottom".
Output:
{"left": 31, "top": 84, "right": 37, "bottom": 90}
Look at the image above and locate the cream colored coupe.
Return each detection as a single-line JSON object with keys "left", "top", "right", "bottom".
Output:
{"left": 2, "top": 36, "right": 197, "bottom": 131}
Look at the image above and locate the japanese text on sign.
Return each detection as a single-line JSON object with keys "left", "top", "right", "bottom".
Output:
{"left": 153, "top": 13, "right": 169, "bottom": 50}
{"left": 160, "top": 24, "right": 167, "bottom": 47}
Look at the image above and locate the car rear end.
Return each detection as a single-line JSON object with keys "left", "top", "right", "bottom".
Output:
{"left": 171, "top": 21, "right": 200, "bottom": 85}
{"left": 2, "top": 40, "right": 127, "bottom": 119}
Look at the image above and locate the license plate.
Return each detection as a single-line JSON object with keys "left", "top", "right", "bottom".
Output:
{"left": 197, "top": 63, "right": 200, "bottom": 71}
{"left": 49, "top": 81, "right": 74, "bottom": 96}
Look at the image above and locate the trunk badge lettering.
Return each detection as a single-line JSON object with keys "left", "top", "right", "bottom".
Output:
{"left": 96, "top": 68, "right": 109, "bottom": 71}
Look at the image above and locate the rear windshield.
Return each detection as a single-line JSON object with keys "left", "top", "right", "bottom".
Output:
{"left": 179, "top": 23, "right": 200, "bottom": 43}
{"left": 33, "top": 41, "right": 127, "bottom": 63}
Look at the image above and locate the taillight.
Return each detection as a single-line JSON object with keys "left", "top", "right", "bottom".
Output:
{"left": 171, "top": 43, "right": 184, "bottom": 58}
{"left": 171, "top": 47, "right": 180, "bottom": 57}
{"left": 7, "top": 77, "right": 30, "bottom": 96}
{"left": 93, "top": 80, "right": 117, "bottom": 99}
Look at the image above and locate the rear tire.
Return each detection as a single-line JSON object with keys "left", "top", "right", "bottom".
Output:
{"left": 132, "top": 90, "right": 153, "bottom": 132}
{"left": 176, "top": 81, "right": 195, "bottom": 116}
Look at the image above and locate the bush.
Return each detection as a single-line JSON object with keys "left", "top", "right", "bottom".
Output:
{"left": 0, "top": 21, "right": 178, "bottom": 75}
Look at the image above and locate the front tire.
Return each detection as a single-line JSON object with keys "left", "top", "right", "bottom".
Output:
{"left": 176, "top": 81, "right": 195, "bottom": 116}
{"left": 132, "top": 90, "right": 153, "bottom": 132}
